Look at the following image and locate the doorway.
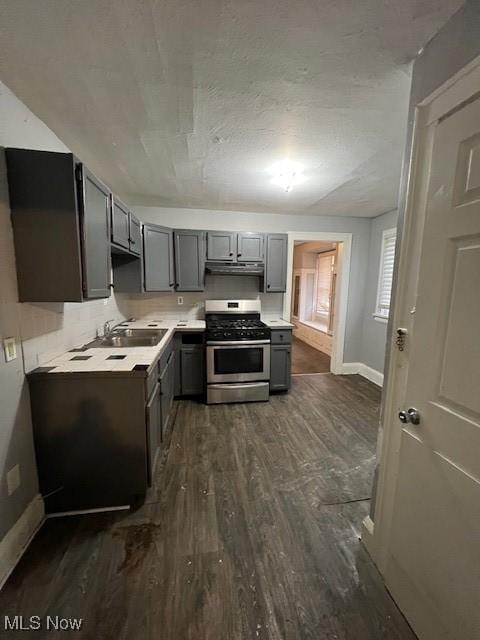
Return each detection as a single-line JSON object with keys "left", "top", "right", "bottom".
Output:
{"left": 284, "top": 232, "right": 352, "bottom": 375}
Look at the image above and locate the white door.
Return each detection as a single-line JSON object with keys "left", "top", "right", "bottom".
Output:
{"left": 384, "top": 95, "right": 480, "bottom": 639}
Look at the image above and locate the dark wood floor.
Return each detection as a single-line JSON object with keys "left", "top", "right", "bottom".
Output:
{"left": 0, "top": 375, "right": 416, "bottom": 640}
{"left": 292, "top": 336, "right": 331, "bottom": 374}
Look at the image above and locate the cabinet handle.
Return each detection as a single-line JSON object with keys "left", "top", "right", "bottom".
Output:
{"left": 237, "top": 253, "right": 242, "bottom": 257}
{"left": 130, "top": 239, "right": 136, "bottom": 245}
{"left": 229, "top": 252, "right": 233, "bottom": 256}
{"left": 267, "top": 284, "right": 270, "bottom": 289}
{"left": 169, "top": 282, "right": 174, "bottom": 287}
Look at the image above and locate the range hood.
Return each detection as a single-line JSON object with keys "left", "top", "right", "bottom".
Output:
{"left": 205, "top": 261, "right": 264, "bottom": 276}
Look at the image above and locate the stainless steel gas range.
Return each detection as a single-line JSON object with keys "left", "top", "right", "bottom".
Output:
{"left": 205, "top": 300, "right": 271, "bottom": 404}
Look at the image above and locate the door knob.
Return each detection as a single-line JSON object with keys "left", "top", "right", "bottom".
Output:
{"left": 398, "top": 408, "right": 421, "bottom": 425}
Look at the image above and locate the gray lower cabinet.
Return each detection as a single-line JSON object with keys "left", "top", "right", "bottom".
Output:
{"left": 270, "top": 329, "right": 292, "bottom": 391}
{"left": 144, "top": 224, "right": 175, "bottom": 292}
{"left": 180, "top": 346, "right": 205, "bottom": 395}
{"left": 174, "top": 229, "right": 206, "bottom": 291}
{"left": 207, "top": 230, "right": 236, "bottom": 261}
{"left": 159, "top": 351, "right": 175, "bottom": 437}
{"left": 270, "top": 345, "right": 292, "bottom": 391}
{"left": 265, "top": 233, "right": 288, "bottom": 293}
{"left": 5, "top": 148, "right": 111, "bottom": 302}
{"left": 237, "top": 232, "right": 264, "bottom": 261}
{"left": 146, "top": 381, "right": 162, "bottom": 485}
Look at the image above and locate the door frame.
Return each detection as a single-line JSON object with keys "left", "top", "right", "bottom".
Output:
{"left": 283, "top": 231, "right": 352, "bottom": 374}
{"left": 363, "top": 53, "right": 480, "bottom": 573}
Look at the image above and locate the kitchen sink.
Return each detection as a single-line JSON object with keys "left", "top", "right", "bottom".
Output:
{"left": 86, "top": 328, "right": 167, "bottom": 348}
{"left": 111, "top": 328, "right": 166, "bottom": 338}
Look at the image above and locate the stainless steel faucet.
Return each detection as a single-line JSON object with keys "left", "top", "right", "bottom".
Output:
{"left": 103, "top": 320, "right": 115, "bottom": 337}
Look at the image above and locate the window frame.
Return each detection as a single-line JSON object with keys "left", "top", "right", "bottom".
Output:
{"left": 374, "top": 227, "right": 397, "bottom": 322}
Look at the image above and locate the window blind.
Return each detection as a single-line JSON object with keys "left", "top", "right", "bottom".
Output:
{"left": 315, "top": 254, "right": 333, "bottom": 314}
{"left": 377, "top": 231, "right": 396, "bottom": 317}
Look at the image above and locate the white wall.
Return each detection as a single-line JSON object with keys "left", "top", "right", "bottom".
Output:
{"left": 0, "top": 80, "right": 129, "bottom": 542}
{"left": 360, "top": 209, "right": 399, "bottom": 375}
{"left": 133, "top": 206, "right": 372, "bottom": 364}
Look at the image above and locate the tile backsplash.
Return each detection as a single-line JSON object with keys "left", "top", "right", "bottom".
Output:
{"left": 20, "top": 294, "right": 129, "bottom": 372}
{"left": 127, "top": 275, "right": 284, "bottom": 321}
{"left": 17, "top": 277, "right": 282, "bottom": 372}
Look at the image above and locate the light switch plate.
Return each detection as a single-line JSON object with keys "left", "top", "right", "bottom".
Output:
{"left": 3, "top": 337, "right": 17, "bottom": 362}
{"left": 177, "top": 296, "right": 184, "bottom": 305}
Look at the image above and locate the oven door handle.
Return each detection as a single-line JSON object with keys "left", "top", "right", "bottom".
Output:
{"left": 206, "top": 340, "right": 271, "bottom": 346}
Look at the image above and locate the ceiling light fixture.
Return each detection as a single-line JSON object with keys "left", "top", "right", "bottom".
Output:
{"left": 270, "top": 159, "right": 305, "bottom": 193}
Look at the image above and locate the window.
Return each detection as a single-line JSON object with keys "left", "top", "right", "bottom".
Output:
{"left": 375, "top": 228, "right": 397, "bottom": 319}
{"left": 315, "top": 253, "right": 334, "bottom": 315}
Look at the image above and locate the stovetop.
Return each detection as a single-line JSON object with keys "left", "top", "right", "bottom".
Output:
{"left": 206, "top": 313, "right": 270, "bottom": 342}
{"left": 208, "top": 319, "right": 266, "bottom": 330}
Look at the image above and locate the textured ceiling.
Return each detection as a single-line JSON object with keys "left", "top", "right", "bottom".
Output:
{"left": 0, "top": 0, "right": 463, "bottom": 217}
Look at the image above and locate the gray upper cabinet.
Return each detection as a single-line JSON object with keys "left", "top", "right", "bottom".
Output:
{"left": 143, "top": 224, "right": 175, "bottom": 292}
{"left": 237, "top": 232, "right": 264, "bottom": 261}
{"left": 5, "top": 148, "right": 111, "bottom": 302}
{"left": 129, "top": 213, "right": 141, "bottom": 255}
{"left": 207, "top": 230, "right": 264, "bottom": 262}
{"left": 79, "top": 167, "right": 112, "bottom": 299}
{"left": 207, "top": 231, "right": 236, "bottom": 261}
{"left": 111, "top": 197, "right": 130, "bottom": 251}
{"left": 265, "top": 233, "right": 288, "bottom": 292}
{"left": 174, "top": 229, "right": 206, "bottom": 291}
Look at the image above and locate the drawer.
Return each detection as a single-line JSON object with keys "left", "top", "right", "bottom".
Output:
{"left": 270, "top": 329, "right": 292, "bottom": 345}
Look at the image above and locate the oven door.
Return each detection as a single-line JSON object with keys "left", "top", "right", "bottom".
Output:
{"left": 206, "top": 341, "right": 270, "bottom": 383}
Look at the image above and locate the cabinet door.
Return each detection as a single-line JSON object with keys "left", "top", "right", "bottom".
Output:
{"left": 129, "top": 213, "right": 141, "bottom": 256}
{"left": 80, "top": 167, "right": 111, "bottom": 299}
{"left": 143, "top": 224, "right": 175, "bottom": 292}
{"left": 160, "top": 352, "right": 174, "bottom": 439}
{"left": 174, "top": 230, "right": 206, "bottom": 291}
{"left": 146, "top": 382, "right": 161, "bottom": 485}
{"left": 207, "top": 231, "right": 236, "bottom": 261}
{"left": 111, "top": 197, "right": 130, "bottom": 250}
{"left": 265, "top": 233, "right": 288, "bottom": 292}
{"left": 270, "top": 345, "right": 291, "bottom": 391}
{"left": 237, "top": 232, "right": 264, "bottom": 262}
{"left": 181, "top": 347, "right": 205, "bottom": 395}
{"left": 173, "top": 346, "right": 181, "bottom": 397}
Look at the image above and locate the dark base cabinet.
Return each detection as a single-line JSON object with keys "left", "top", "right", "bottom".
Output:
{"left": 173, "top": 332, "right": 206, "bottom": 397}
{"left": 28, "top": 373, "right": 148, "bottom": 513}
{"left": 270, "top": 329, "right": 292, "bottom": 391}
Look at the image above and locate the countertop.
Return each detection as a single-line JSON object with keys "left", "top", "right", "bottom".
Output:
{"left": 30, "top": 316, "right": 292, "bottom": 375}
{"left": 34, "top": 318, "right": 205, "bottom": 375}
{"left": 261, "top": 316, "right": 294, "bottom": 329}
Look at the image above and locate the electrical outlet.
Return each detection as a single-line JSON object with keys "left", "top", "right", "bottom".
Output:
{"left": 177, "top": 296, "right": 184, "bottom": 305}
{"left": 7, "top": 464, "right": 21, "bottom": 496}
{"left": 3, "top": 337, "right": 17, "bottom": 362}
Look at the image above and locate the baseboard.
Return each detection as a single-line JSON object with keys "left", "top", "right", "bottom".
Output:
{"left": 0, "top": 494, "right": 44, "bottom": 590}
{"left": 340, "top": 362, "right": 384, "bottom": 387}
